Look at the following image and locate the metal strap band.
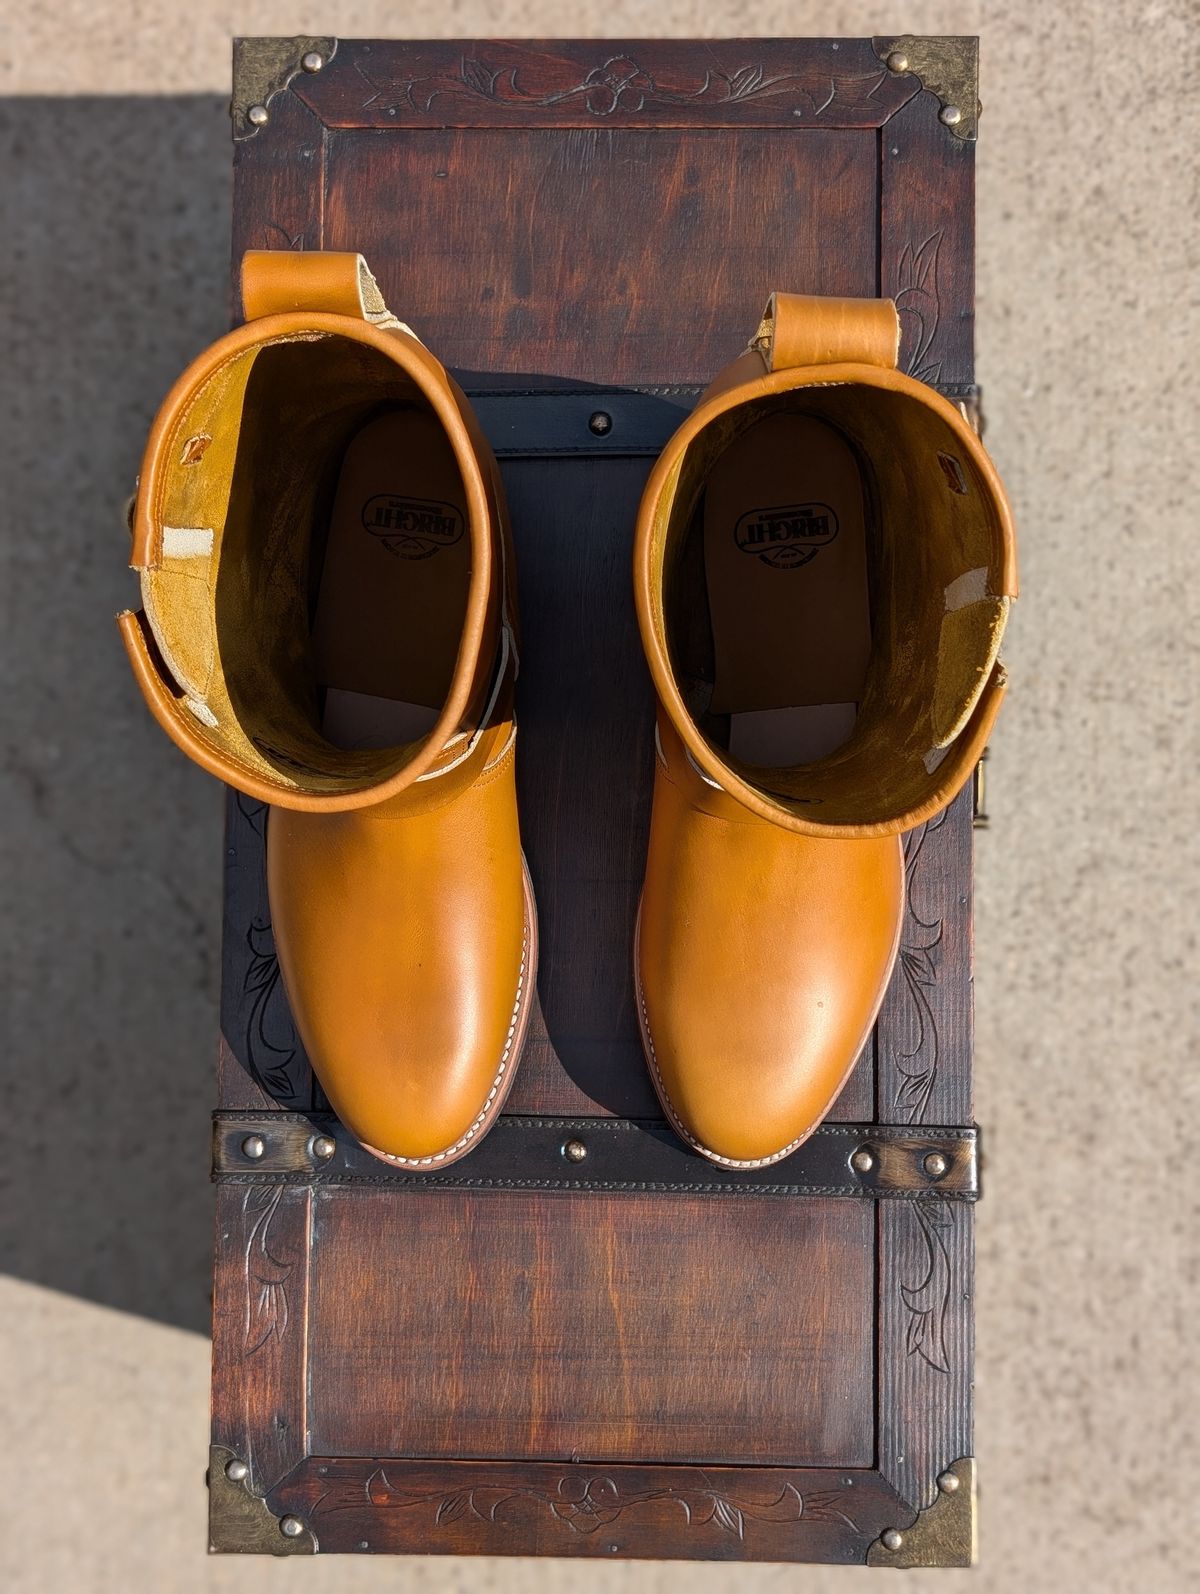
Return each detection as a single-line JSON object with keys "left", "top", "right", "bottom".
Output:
{"left": 213, "top": 1112, "right": 979, "bottom": 1199}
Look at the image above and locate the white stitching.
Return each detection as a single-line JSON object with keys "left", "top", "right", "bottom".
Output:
{"left": 363, "top": 915, "right": 528, "bottom": 1167}
{"left": 636, "top": 972, "right": 807, "bottom": 1171}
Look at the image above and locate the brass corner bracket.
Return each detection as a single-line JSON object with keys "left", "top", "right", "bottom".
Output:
{"left": 875, "top": 36, "right": 980, "bottom": 141}
{"left": 208, "top": 1446, "right": 315, "bottom": 1555}
{"left": 232, "top": 36, "right": 338, "bottom": 140}
{"left": 866, "top": 1457, "right": 977, "bottom": 1567}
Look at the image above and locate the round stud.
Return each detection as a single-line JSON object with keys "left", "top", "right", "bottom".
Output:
{"left": 311, "top": 1135, "right": 336, "bottom": 1162}
{"left": 924, "top": 1151, "right": 949, "bottom": 1179}
{"left": 939, "top": 104, "right": 963, "bottom": 127}
{"left": 563, "top": 1139, "right": 588, "bottom": 1163}
{"left": 588, "top": 411, "right": 612, "bottom": 436}
{"left": 279, "top": 1516, "right": 305, "bottom": 1539}
{"left": 301, "top": 52, "right": 324, "bottom": 73}
{"left": 850, "top": 1147, "right": 875, "bottom": 1175}
{"left": 241, "top": 1134, "right": 266, "bottom": 1160}
{"left": 937, "top": 1470, "right": 961, "bottom": 1493}
{"left": 224, "top": 1459, "right": 249, "bottom": 1483}
{"left": 881, "top": 1528, "right": 904, "bottom": 1551}
{"left": 246, "top": 104, "right": 270, "bottom": 127}
{"left": 886, "top": 51, "right": 910, "bottom": 73}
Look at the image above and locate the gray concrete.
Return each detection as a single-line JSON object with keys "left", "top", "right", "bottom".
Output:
{"left": 1, "top": 3, "right": 1195, "bottom": 1590}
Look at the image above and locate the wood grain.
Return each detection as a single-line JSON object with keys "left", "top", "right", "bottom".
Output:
{"left": 306, "top": 1189, "right": 874, "bottom": 1466}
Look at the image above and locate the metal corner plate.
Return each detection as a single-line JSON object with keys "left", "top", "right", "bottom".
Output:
{"left": 208, "top": 1446, "right": 315, "bottom": 1555}
{"left": 866, "top": 1457, "right": 977, "bottom": 1567}
{"left": 232, "top": 36, "right": 337, "bottom": 139}
{"left": 875, "top": 36, "right": 980, "bottom": 140}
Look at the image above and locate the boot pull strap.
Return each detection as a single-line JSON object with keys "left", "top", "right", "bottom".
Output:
{"left": 240, "top": 250, "right": 411, "bottom": 333}
{"left": 750, "top": 292, "right": 901, "bottom": 372}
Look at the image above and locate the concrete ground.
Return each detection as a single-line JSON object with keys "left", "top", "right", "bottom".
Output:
{"left": 1, "top": 2, "right": 1195, "bottom": 1590}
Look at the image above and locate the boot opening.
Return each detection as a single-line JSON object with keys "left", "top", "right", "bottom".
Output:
{"left": 140, "top": 332, "right": 477, "bottom": 793}
{"left": 659, "top": 379, "right": 1010, "bottom": 827}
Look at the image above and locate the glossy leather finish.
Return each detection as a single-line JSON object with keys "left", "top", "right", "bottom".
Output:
{"left": 633, "top": 293, "right": 1015, "bottom": 1166}
{"left": 121, "top": 250, "right": 532, "bottom": 1165}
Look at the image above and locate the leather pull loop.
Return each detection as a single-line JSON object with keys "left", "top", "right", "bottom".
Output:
{"left": 240, "top": 250, "right": 407, "bottom": 329}
{"left": 751, "top": 292, "right": 901, "bottom": 372}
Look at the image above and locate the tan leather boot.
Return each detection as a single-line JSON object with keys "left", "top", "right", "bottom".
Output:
{"left": 633, "top": 294, "right": 1016, "bottom": 1167}
{"left": 120, "top": 251, "right": 535, "bottom": 1167}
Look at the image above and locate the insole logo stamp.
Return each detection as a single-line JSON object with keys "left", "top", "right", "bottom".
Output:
{"left": 734, "top": 502, "right": 839, "bottom": 568}
{"left": 362, "top": 495, "right": 464, "bottom": 560}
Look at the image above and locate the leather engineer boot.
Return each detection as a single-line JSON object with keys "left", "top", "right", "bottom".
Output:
{"left": 633, "top": 292, "right": 1016, "bottom": 1167}
{"left": 120, "top": 250, "right": 535, "bottom": 1167}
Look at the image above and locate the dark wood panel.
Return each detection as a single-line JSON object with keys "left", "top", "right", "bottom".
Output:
{"left": 879, "top": 89, "right": 975, "bottom": 387}
{"left": 297, "top": 38, "right": 918, "bottom": 131}
{"left": 874, "top": 790, "right": 974, "bottom": 1127}
{"left": 322, "top": 126, "right": 879, "bottom": 384}
{"left": 271, "top": 1456, "right": 906, "bottom": 1561}
{"left": 211, "top": 1183, "right": 311, "bottom": 1493}
{"left": 877, "top": 1198, "right": 974, "bottom": 1508}
{"left": 306, "top": 1189, "right": 874, "bottom": 1466}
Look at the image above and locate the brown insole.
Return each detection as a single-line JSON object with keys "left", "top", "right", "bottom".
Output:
{"left": 311, "top": 409, "right": 471, "bottom": 749}
{"left": 703, "top": 412, "right": 871, "bottom": 765}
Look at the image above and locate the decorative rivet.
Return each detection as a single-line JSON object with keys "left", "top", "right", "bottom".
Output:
{"left": 280, "top": 1516, "right": 305, "bottom": 1539}
{"left": 881, "top": 1528, "right": 904, "bottom": 1551}
{"left": 588, "top": 411, "right": 612, "bottom": 436}
{"left": 311, "top": 1135, "right": 336, "bottom": 1161}
{"left": 939, "top": 104, "right": 963, "bottom": 127}
{"left": 563, "top": 1139, "right": 588, "bottom": 1163}
{"left": 924, "top": 1152, "right": 949, "bottom": 1179}
{"left": 241, "top": 1134, "right": 266, "bottom": 1160}
{"left": 937, "top": 1470, "right": 961, "bottom": 1493}
{"left": 301, "top": 52, "right": 324, "bottom": 73}
{"left": 886, "top": 51, "right": 910, "bottom": 73}
{"left": 850, "top": 1147, "right": 875, "bottom": 1174}
{"left": 224, "top": 1459, "right": 249, "bottom": 1483}
{"left": 246, "top": 104, "right": 270, "bottom": 127}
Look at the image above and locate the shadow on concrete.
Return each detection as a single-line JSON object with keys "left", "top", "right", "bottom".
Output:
{"left": 0, "top": 97, "right": 232, "bottom": 1334}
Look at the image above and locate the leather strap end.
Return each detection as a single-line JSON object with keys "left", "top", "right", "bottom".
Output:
{"left": 753, "top": 292, "right": 901, "bottom": 373}
{"left": 240, "top": 250, "right": 402, "bottom": 327}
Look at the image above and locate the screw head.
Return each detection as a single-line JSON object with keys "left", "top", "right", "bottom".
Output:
{"left": 563, "top": 1139, "right": 588, "bottom": 1163}
{"left": 224, "top": 1459, "right": 249, "bottom": 1483}
{"left": 241, "top": 1134, "right": 266, "bottom": 1160}
{"left": 850, "top": 1147, "right": 875, "bottom": 1174}
{"left": 886, "top": 51, "right": 910, "bottom": 73}
{"left": 311, "top": 1135, "right": 336, "bottom": 1161}
{"left": 881, "top": 1528, "right": 904, "bottom": 1551}
{"left": 301, "top": 52, "right": 324, "bottom": 73}
{"left": 246, "top": 104, "right": 269, "bottom": 127}
{"left": 939, "top": 104, "right": 963, "bottom": 127}
{"left": 588, "top": 411, "right": 612, "bottom": 436}
{"left": 280, "top": 1515, "right": 305, "bottom": 1538}
{"left": 924, "top": 1151, "right": 949, "bottom": 1179}
{"left": 937, "top": 1470, "right": 961, "bottom": 1493}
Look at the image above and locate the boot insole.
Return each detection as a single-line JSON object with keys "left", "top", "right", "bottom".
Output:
{"left": 311, "top": 409, "right": 471, "bottom": 750}
{"left": 703, "top": 412, "right": 871, "bottom": 765}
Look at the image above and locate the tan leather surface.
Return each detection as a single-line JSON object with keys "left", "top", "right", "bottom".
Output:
{"left": 633, "top": 293, "right": 1015, "bottom": 1161}
{"left": 636, "top": 718, "right": 903, "bottom": 1166}
{"left": 268, "top": 721, "right": 533, "bottom": 1164}
{"left": 123, "top": 256, "right": 501, "bottom": 810}
{"left": 120, "top": 250, "right": 531, "bottom": 1164}
{"left": 753, "top": 291, "right": 901, "bottom": 372}
{"left": 636, "top": 359, "right": 1017, "bottom": 839}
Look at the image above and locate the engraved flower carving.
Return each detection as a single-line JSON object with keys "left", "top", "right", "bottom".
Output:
{"left": 550, "top": 1476, "right": 623, "bottom": 1531}
{"left": 572, "top": 56, "right": 657, "bottom": 115}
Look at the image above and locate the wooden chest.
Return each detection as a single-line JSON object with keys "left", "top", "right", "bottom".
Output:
{"left": 209, "top": 35, "right": 986, "bottom": 1566}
